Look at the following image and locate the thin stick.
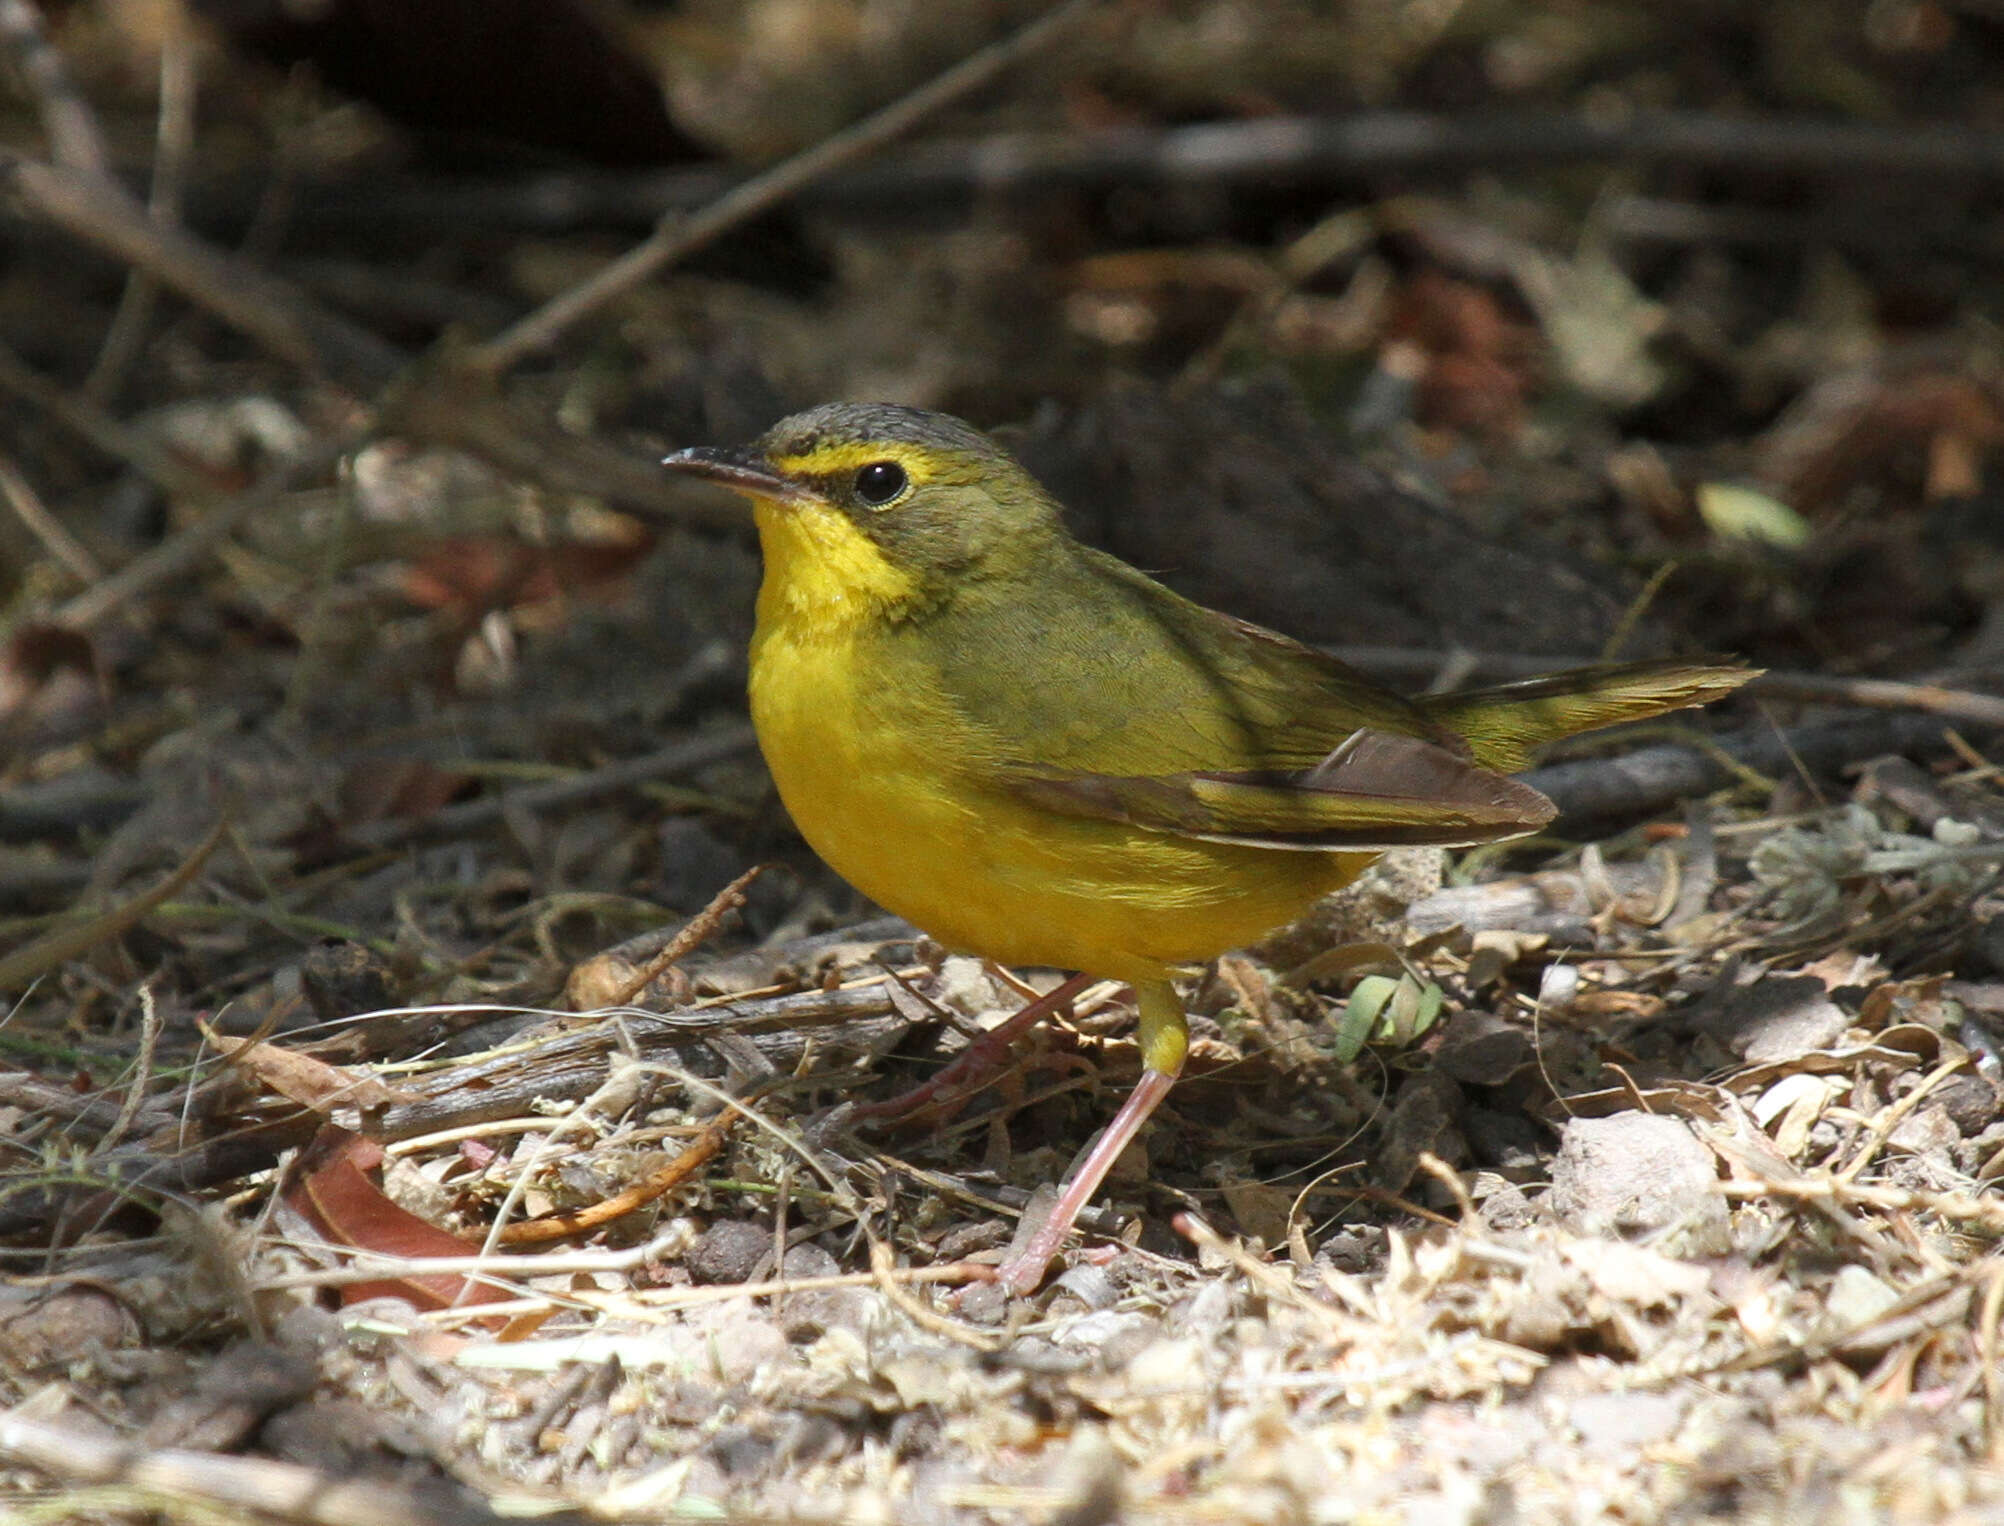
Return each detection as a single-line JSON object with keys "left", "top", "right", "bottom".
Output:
{"left": 53, "top": 427, "right": 364, "bottom": 631}
{"left": 608, "top": 864, "right": 764, "bottom": 1008}
{"left": 97, "top": 983, "right": 163, "bottom": 1154}
{"left": 1, "top": 149, "right": 403, "bottom": 386}
{"left": 0, "top": 0, "right": 108, "bottom": 173}
{"left": 229, "top": 111, "right": 2004, "bottom": 238}
{"left": 850, "top": 971, "right": 1096, "bottom": 1124}
{"left": 0, "top": 448, "right": 103, "bottom": 582}
{"left": 86, "top": 20, "right": 200, "bottom": 401}
{"left": 0, "top": 816, "right": 227, "bottom": 992}
{"left": 1982, "top": 1264, "right": 2004, "bottom": 1464}
{"left": 496, "top": 1107, "right": 738, "bottom": 1246}
{"left": 346, "top": 724, "right": 758, "bottom": 852}
{"left": 0, "top": 338, "right": 213, "bottom": 499}
{"left": 466, "top": 0, "right": 1102, "bottom": 374}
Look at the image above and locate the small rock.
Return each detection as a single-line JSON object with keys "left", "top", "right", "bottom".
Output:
{"left": 1935, "top": 1075, "right": 2003, "bottom": 1135}
{"left": 1498, "top": 1286, "right": 1576, "bottom": 1352}
{"left": 1171, "top": 1278, "right": 1238, "bottom": 1337}
{"left": 1547, "top": 1113, "right": 1731, "bottom": 1256}
{"left": 700, "top": 1309, "right": 790, "bottom": 1385}
{"left": 686, "top": 1220, "right": 771, "bottom": 1285}
{"left": 955, "top": 1281, "right": 1009, "bottom": 1326}
{"left": 1568, "top": 1390, "right": 1686, "bottom": 1457}
{"left": 776, "top": 1244, "right": 870, "bottom": 1341}
{"left": 780, "top": 1243, "right": 840, "bottom": 1281}
{"left": 1692, "top": 975, "right": 1848, "bottom": 1064}
{"left": 1376, "top": 1071, "right": 1464, "bottom": 1195}
{"left": 1465, "top": 1106, "right": 1544, "bottom": 1174}
{"left": 1046, "top": 1424, "right": 1125, "bottom": 1526}
{"left": 1315, "top": 1225, "right": 1385, "bottom": 1274}
{"left": 0, "top": 1287, "right": 140, "bottom": 1371}
{"left": 298, "top": 940, "right": 397, "bottom": 1021}
{"left": 1432, "top": 1011, "right": 1537, "bottom": 1085}
{"left": 1053, "top": 1309, "right": 1157, "bottom": 1354}
{"left": 1823, "top": 1265, "right": 1900, "bottom": 1333}
{"left": 933, "top": 1220, "right": 1011, "bottom": 1262}
{"left": 1887, "top": 1103, "right": 1960, "bottom": 1156}
{"left": 1473, "top": 1174, "right": 1536, "bottom": 1231}
{"left": 934, "top": 956, "right": 999, "bottom": 1014}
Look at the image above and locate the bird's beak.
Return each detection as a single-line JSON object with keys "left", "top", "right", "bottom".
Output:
{"left": 661, "top": 446, "right": 817, "bottom": 506}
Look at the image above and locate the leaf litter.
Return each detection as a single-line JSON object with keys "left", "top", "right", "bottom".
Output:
{"left": 6, "top": 2, "right": 2004, "bottom": 1521}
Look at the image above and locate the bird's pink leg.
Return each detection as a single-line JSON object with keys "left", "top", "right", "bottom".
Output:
{"left": 994, "top": 977, "right": 1187, "bottom": 1294}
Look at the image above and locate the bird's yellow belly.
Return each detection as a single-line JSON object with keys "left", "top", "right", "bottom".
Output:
{"left": 749, "top": 627, "right": 1367, "bottom": 983}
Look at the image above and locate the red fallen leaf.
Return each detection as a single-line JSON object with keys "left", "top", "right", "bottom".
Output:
{"left": 1385, "top": 269, "right": 1538, "bottom": 439}
{"left": 285, "top": 1128, "right": 514, "bottom": 1314}
{"left": 396, "top": 530, "right": 654, "bottom": 621}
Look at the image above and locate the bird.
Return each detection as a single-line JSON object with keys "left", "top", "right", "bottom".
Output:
{"left": 662, "top": 402, "right": 1754, "bottom": 1292}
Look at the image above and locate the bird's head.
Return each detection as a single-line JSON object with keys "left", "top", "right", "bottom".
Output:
{"left": 664, "top": 403, "right": 1063, "bottom": 620}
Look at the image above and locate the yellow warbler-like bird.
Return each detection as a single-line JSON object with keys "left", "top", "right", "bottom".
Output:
{"left": 664, "top": 403, "right": 1753, "bottom": 1293}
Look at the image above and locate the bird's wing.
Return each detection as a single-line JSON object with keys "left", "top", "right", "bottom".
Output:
{"left": 1001, "top": 728, "right": 1555, "bottom": 851}
{"left": 924, "top": 547, "right": 1454, "bottom": 776}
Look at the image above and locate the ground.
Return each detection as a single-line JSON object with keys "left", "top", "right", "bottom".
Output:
{"left": 3, "top": 2, "right": 2004, "bottom": 1522}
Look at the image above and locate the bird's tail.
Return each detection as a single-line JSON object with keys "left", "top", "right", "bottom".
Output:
{"left": 1416, "top": 659, "right": 1759, "bottom": 774}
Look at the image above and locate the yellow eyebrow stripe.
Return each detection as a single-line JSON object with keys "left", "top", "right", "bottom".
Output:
{"left": 767, "top": 441, "right": 934, "bottom": 483}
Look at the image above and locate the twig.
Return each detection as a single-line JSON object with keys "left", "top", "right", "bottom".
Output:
{"left": 0, "top": 338, "right": 214, "bottom": 500}
{"left": 1747, "top": 672, "right": 2004, "bottom": 729}
{"left": 1174, "top": 1211, "right": 1356, "bottom": 1340}
{"left": 1603, "top": 193, "right": 2004, "bottom": 258}
{"left": 86, "top": 18, "right": 199, "bottom": 401}
{"left": 0, "top": 447, "right": 103, "bottom": 582}
{"left": 258, "top": 1223, "right": 690, "bottom": 1288}
{"left": 1721, "top": 1172, "right": 2004, "bottom": 1235}
{"left": 0, "top": 0, "right": 108, "bottom": 173}
{"left": 347, "top": 723, "right": 758, "bottom": 852}
{"left": 869, "top": 1238, "right": 1000, "bottom": 1352}
{"left": 0, "top": 984, "right": 913, "bottom": 1242}
{"left": 1834, "top": 1057, "right": 1967, "bottom": 1185}
{"left": 1982, "top": 1263, "right": 2004, "bottom": 1462}
{"left": 495, "top": 1107, "right": 738, "bottom": 1246}
{"left": 0, "top": 816, "right": 227, "bottom": 992}
{"left": 0, "top": 1411, "right": 529, "bottom": 1526}
{"left": 53, "top": 426, "right": 365, "bottom": 631}
{"left": 1, "top": 149, "right": 404, "bottom": 386}
{"left": 608, "top": 864, "right": 764, "bottom": 1008}
{"left": 97, "top": 982, "right": 163, "bottom": 1154}
{"left": 465, "top": 0, "right": 1103, "bottom": 374}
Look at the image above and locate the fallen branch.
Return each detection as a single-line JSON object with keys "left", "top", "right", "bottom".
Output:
{"left": 191, "top": 110, "right": 2004, "bottom": 238}
{"left": 1524, "top": 712, "right": 1957, "bottom": 823}
{"left": 0, "top": 1410, "right": 535, "bottom": 1526}
{"left": 0, "top": 982, "right": 908, "bottom": 1239}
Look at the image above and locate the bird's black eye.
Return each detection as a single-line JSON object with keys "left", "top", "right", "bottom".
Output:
{"left": 853, "top": 461, "right": 907, "bottom": 506}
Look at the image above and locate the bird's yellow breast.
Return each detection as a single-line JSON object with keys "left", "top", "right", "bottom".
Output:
{"left": 746, "top": 502, "right": 1366, "bottom": 982}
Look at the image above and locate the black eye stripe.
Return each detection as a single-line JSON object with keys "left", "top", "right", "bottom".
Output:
{"left": 853, "top": 461, "right": 908, "bottom": 506}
